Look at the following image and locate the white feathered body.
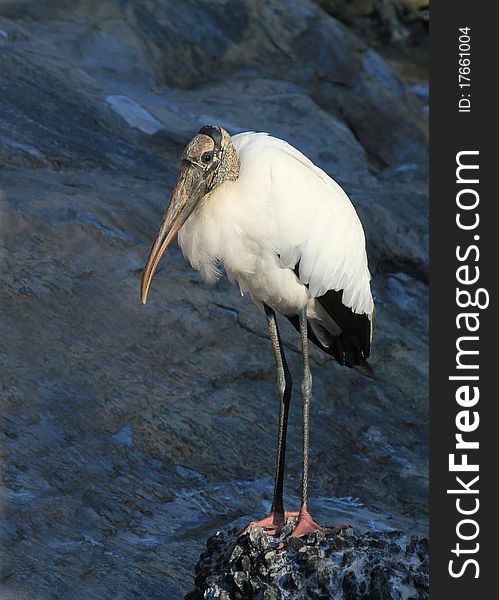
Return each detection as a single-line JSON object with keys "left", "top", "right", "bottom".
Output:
{"left": 178, "top": 133, "right": 374, "bottom": 332}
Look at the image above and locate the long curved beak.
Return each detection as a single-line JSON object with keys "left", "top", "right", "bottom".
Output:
{"left": 140, "top": 162, "right": 206, "bottom": 304}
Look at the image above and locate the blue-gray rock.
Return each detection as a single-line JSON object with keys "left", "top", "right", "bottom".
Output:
{"left": 187, "top": 524, "right": 429, "bottom": 599}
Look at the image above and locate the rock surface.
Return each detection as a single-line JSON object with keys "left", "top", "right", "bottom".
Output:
{"left": 187, "top": 523, "right": 428, "bottom": 599}
{"left": 1, "top": 1, "right": 428, "bottom": 598}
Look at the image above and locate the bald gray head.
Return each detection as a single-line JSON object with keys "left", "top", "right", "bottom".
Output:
{"left": 181, "top": 125, "right": 240, "bottom": 191}
{"left": 140, "top": 125, "right": 239, "bottom": 304}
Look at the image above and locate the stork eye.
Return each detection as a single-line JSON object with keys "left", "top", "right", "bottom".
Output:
{"left": 201, "top": 152, "right": 213, "bottom": 163}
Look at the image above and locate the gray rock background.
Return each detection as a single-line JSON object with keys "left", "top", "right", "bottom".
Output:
{"left": 0, "top": 1, "right": 428, "bottom": 598}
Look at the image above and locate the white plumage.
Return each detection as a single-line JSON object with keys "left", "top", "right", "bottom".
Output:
{"left": 178, "top": 132, "right": 374, "bottom": 333}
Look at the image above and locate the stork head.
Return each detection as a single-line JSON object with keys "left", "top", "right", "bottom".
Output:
{"left": 140, "top": 125, "right": 239, "bottom": 304}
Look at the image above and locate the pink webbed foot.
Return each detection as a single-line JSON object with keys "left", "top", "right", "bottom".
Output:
{"left": 239, "top": 510, "right": 299, "bottom": 536}
{"left": 291, "top": 505, "right": 350, "bottom": 538}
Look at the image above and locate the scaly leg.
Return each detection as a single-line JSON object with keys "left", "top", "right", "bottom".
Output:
{"left": 239, "top": 305, "right": 296, "bottom": 535}
{"left": 291, "top": 306, "right": 346, "bottom": 537}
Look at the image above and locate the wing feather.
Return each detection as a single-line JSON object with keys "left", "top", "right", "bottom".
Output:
{"left": 233, "top": 133, "right": 374, "bottom": 317}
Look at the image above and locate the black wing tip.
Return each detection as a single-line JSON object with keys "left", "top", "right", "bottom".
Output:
{"left": 284, "top": 313, "right": 374, "bottom": 378}
{"left": 353, "top": 359, "right": 375, "bottom": 379}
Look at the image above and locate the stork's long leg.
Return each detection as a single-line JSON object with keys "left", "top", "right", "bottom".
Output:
{"left": 237, "top": 304, "right": 347, "bottom": 539}
{"left": 264, "top": 304, "right": 292, "bottom": 518}
{"left": 237, "top": 305, "right": 294, "bottom": 537}
{"left": 291, "top": 306, "right": 347, "bottom": 538}
{"left": 298, "top": 305, "right": 312, "bottom": 510}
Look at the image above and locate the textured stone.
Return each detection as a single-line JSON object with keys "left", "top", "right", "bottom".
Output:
{"left": 186, "top": 524, "right": 429, "bottom": 599}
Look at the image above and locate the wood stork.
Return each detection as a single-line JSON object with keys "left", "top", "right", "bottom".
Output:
{"left": 141, "top": 125, "right": 375, "bottom": 537}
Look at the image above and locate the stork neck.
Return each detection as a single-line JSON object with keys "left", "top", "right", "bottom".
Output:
{"left": 218, "top": 135, "right": 240, "bottom": 184}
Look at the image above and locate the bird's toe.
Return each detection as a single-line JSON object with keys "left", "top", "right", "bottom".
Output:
{"left": 290, "top": 506, "right": 350, "bottom": 538}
